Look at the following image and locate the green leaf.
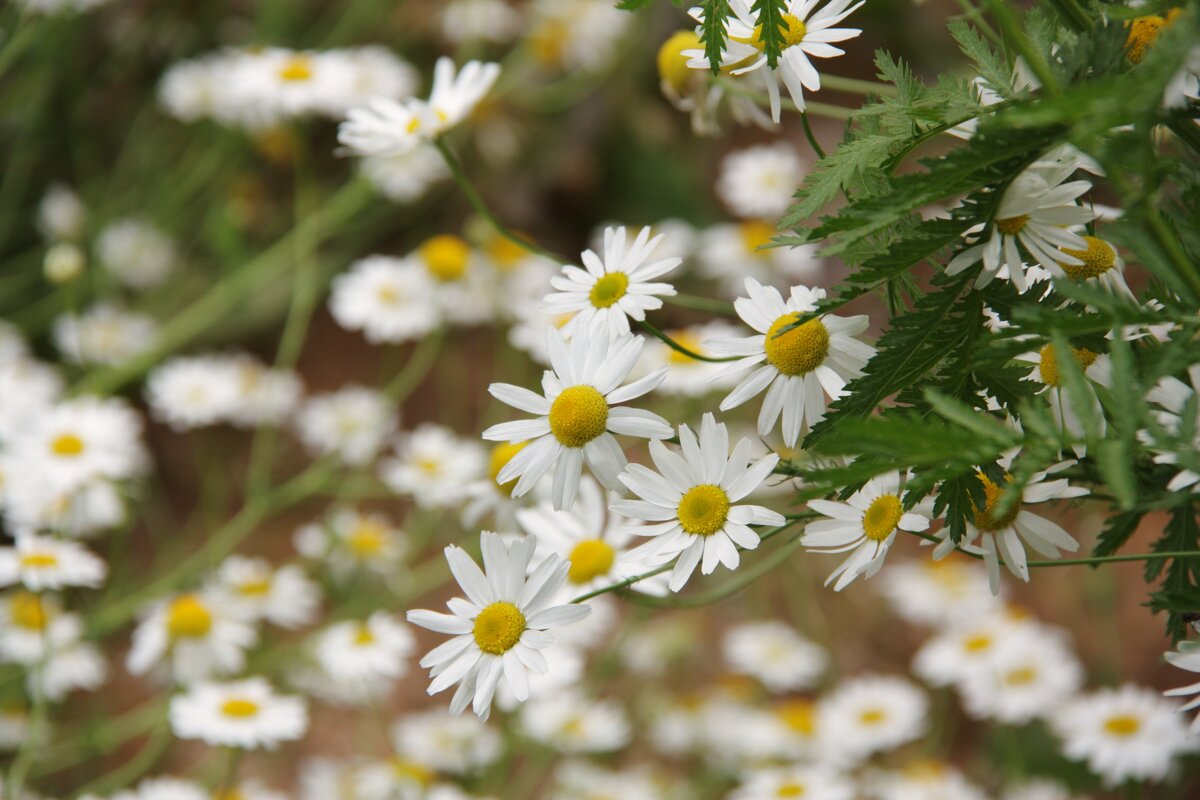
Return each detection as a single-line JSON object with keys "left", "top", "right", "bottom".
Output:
{"left": 751, "top": 0, "right": 788, "bottom": 70}
{"left": 780, "top": 135, "right": 897, "bottom": 226}
{"left": 1147, "top": 505, "right": 1200, "bottom": 641}
{"left": 947, "top": 19, "right": 1014, "bottom": 99}
{"left": 1094, "top": 510, "right": 1147, "bottom": 558}
{"left": 701, "top": 0, "right": 733, "bottom": 76}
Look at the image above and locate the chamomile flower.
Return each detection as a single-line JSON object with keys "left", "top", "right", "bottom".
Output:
{"left": 708, "top": 279, "right": 873, "bottom": 447}
{"left": 483, "top": 327, "right": 672, "bottom": 510}
{"left": 1051, "top": 685, "right": 1198, "bottom": 787}
{"left": 913, "top": 611, "right": 1031, "bottom": 689}
{"left": 414, "top": 235, "right": 496, "bottom": 325}
{"left": 697, "top": 221, "right": 825, "bottom": 299}
{"left": 717, "top": 143, "right": 807, "bottom": 219}
{"left": 95, "top": 218, "right": 177, "bottom": 290}
{"left": 722, "top": 620, "right": 827, "bottom": 692}
{"left": 1017, "top": 343, "right": 1112, "bottom": 456}
{"left": 380, "top": 424, "right": 485, "bottom": 509}
{"left": 145, "top": 355, "right": 242, "bottom": 431}
{"left": 329, "top": 256, "right": 439, "bottom": 344}
{"left": 867, "top": 763, "right": 989, "bottom": 800}
{"left": 52, "top": 304, "right": 157, "bottom": 366}
{"left": 294, "top": 508, "right": 408, "bottom": 579}
{"left": 295, "top": 385, "right": 398, "bottom": 466}
{"left": 313, "top": 612, "right": 414, "bottom": 684}
{"left": 817, "top": 676, "right": 929, "bottom": 765}
{"left": 126, "top": 591, "right": 257, "bottom": 684}
{"left": 686, "top": 0, "right": 865, "bottom": 123}
{"left": 548, "top": 761, "right": 663, "bottom": 800}
{"left": 946, "top": 162, "right": 1094, "bottom": 292}
{"left": 390, "top": 709, "right": 503, "bottom": 774}
{"left": 613, "top": 413, "right": 785, "bottom": 592}
{"left": 803, "top": 472, "right": 932, "bottom": 590}
{"left": 222, "top": 355, "right": 303, "bottom": 429}
{"left": 526, "top": 0, "right": 630, "bottom": 73}
{"left": 38, "top": 183, "right": 86, "bottom": 242}
{"left": 1145, "top": 365, "right": 1200, "bottom": 491}
{"left": 516, "top": 476, "right": 667, "bottom": 597}
{"left": 441, "top": 0, "right": 524, "bottom": 44}
{"left": 208, "top": 556, "right": 320, "bottom": 629}
{"left": 1164, "top": 640, "right": 1200, "bottom": 734}
{"left": 338, "top": 58, "right": 501, "bottom": 157}
{"left": 169, "top": 677, "right": 307, "bottom": 749}
{"left": 729, "top": 765, "right": 854, "bottom": 800}
{"left": 543, "top": 225, "right": 680, "bottom": 341}
{"left": 462, "top": 441, "right": 529, "bottom": 529}
{"left": 519, "top": 690, "right": 631, "bottom": 753}
{"left": 1047, "top": 234, "right": 1133, "bottom": 296}
{"left": 643, "top": 321, "right": 743, "bottom": 397}
{"left": 360, "top": 145, "right": 449, "bottom": 203}
{"left": 0, "top": 535, "right": 106, "bottom": 591}
{"left": 406, "top": 532, "right": 591, "bottom": 719}
{"left": 876, "top": 557, "right": 1002, "bottom": 628}
{"left": 956, "top": 624, "right": 1083, "bottom": 724}
{"left": 11, "top": 396, "right": 147, "bottom": 492}
{"left": 33, "top": 639, "right": 107, "bottom": 701}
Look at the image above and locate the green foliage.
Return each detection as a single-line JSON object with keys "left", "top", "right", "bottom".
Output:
{"left": 701, "top": 0, "right": 733, "bottom": 75}
{"left": 751, "top": 0, "right": 790, "bottom": 70}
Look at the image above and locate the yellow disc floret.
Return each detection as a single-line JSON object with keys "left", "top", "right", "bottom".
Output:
{"left": 420, "top": 235, "right": 471, "bottom": 282}
{"left": 1058, "top": 236, "right": 1117, "bottom": 280}
{"left": 348, "top": 518, "right": 389, "bottom": 557}
{"left": 19, "top": 552, "right": 58, "bottom": 569}
{"left": 862, "top": 494, "right": 903, "bottom": 542}
{"left": 859, "top": 708, "right": 887, "bottom": 725}
{"left": 589, "top": 272, "right": 630, "bottom": 309}
{"left": 489, "top": 441, "right": 528, "bottom": 495}
{"left": 50, "top": 433, "right": 85, "bottom": 457}
{"left": 995, "top": 215, "right": 1030, "bottom": 235}
{"left": 739, "top": 13, "right": 808, "bottom": 50}
{"left": 775, "top": 699, "right": 816, "bottom": 735}
{"left": 220, "top": 698, "right": 260, "bottom": 718}
{"left": 166, "top": 594, "right": 213, "bottom": 639}
{"left": 765, "top": 313, "right": 830, "bottom": 376}
{"left": 1037, "top": 344, "right": 1099, "bottom": 387}
{"left": 473, "top": 601, "right": 526, "bottom": 655}
{"left": 278, "top": 55, "right": 314, "bottom": 82}
{"left": 1104, "top": 714, "right": 1141, "bottom": 736}
{"left": 776, "top": 783, "right": 807, "bottom": 798}
{"left": 567, "top": 539, "right": 616, "bottom": 584}
{"left": 1125, "top": 14, "right": 1169, "bottom": 64}
{"left": 549, "top": 385, "right": 609, "bottom": 448}
{"left": 678, "top": 484, "right": 731, "bottom": 536}
{"left": 10, "top": 592, "right": 49, "bottom": 631}
{"left": 739, "top": 220, "right": 775, "bottom": 256}
{"left": 972, "top": 473, "right": 1020, "bottom": 533}
{"left": 657, "top": 30, "right": 702, "bottom": 94}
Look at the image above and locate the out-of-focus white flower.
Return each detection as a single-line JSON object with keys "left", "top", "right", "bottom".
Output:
{"left": 817, "top": 676, "right": 929, "bottom": 765}
{"left": 360, "top": 145, "right": 449, "bottom": 203}
{"left": 293, "top": 508, "right": 408, "bottom": 579}
{"left": 44, "top": 242, "right": 86, "bottom": 284}
{"left": 875, "top": 556, "right": 1003, "bottom": 629}
{"left": 730, "top": 765, "right": 855, "bottom": 800}
{"left": 722, "top": 620, "right": 827, "bottom": 692}
{"left": 329, "top": 255, "right": 440, "bottom": 344}
{"left": 0, "top": 535, "right": 106, "bottom": 591}
{"left": 717, "top": 144, "right": 807, "bottom": 219}
{"left": 95, "top": 218, "right": 177, "bottom": 289}
{"left": 169, "top": 677, "right": 307, "bottom": 749}
{"left": 53, "top": 304, "right": 157, "bottom": 366}
{"left": 295, "top": 385, "right": 398, "bottom": 466}
{"left": 313, "top": 612, "right": 414, "bottom": 684}
{"left": 380, "top": 423, "right": 485, "bottom": 509}
{"left": 866, "top": 762, "right": 989, "bottom": 800}
{"left": 520, "top": 689, "right": 631, "bottom": 753}
{"left": 37, "top": 183, "right": 86, "bottom": 241}
{"left": 441, "top": 0, "right": 523, "bottom": 44}
{"left": 208, "top": 556, "right": 320, "bottom": 629}
{"left": 697, "top": 221, "right": 826, "bottom": 299}
{"left": 391, "top": 709, "right": 503, "bottom": 774}
{"left": 956, "top": 624, "right": 1083, "bottom": 724}
{"left": 126, "top": 591, "right": 257, "bottom": 684}
{"left": 526, "top": 0, "right": 630, "bottom": 72}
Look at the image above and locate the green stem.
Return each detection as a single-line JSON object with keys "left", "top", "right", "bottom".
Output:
{"left": 636, "top": 320, "right": 740, "bottom": 363}
{"left": 800, "top": 112, "right": 826, "bottom": 158}
{"left": 5, "top": 670, "right": 48, "bottom": 799}
{"left": 67, "top": 722, "right": 171, "bottom": 799}
{"left": 383, "top": 329, "right": 446, "bottom": 401}
{"left": 663, "top": 292, "right": 736, "bottom": 315}
{"left": 713, "top": 76, "right": 853, "bottom": 120}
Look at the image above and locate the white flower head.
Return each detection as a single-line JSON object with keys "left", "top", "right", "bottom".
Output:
{"left": 483, "top": 327, "right": 672, "bottom": 510}
{"left": 708, "top": 278, "right": 874, "bottom": 447}
{"left": 406, "top": 532, "right": 591, "bottom": 719}
{"left": 817, "top": 675, "right": 929, "bottom": 765}
{"left": 380, "top": 423, "right": 486, "bottom": 509}
{"left": 207, "top": 555, "right": 320, "bottom": 629}
{"left": 295, "top": 385, "right": 398, "bottom": 466}
{"left": 730, "top": 765, "right": 855, "bottom": 800}
{"left": 329, "top": 255, "right": 440, "bottom": 344}
{"left": 126, "top": 591, "right": 257, "bottom": 684}
{"left": 717, "top": 143, "right": 807, "bottom": 219}
{"left": 613, "top": 413, "right": 786, "bottom": 591}
{"left": 519, "top": 689, "right": 631, "bottom": 753}
{"left": 169, "top": 677, "right": 307, "bottom": 749}
{"left": 0, "top": 535, "right": 106, "bottom": 591}
{"left": 1164, "top": 639, "right": 1200, "bottom": 735}
{"left": 722, "top": 620, "right": 827, "bottom": 692}
{"left": 696, "top": 220, "right": 826, "bottom": 299}
{"left": 313, "top": 611, "right": 415, "bottom": 684}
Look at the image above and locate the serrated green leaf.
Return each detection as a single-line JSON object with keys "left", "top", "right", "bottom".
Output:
{"left": 701, "top": 0, "right": 733, "bottom": 76}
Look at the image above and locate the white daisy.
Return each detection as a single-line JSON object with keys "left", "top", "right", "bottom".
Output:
{"left": 440, "top": 0, "right": 524, "bottom": 44}
{"left": 875, "top": 556, "right": 1002, "bottom": 629}
{"left": 1047, "top": 234, "right": 1133, "bottom": 297}
{"left": 612, "top": 413, "right": 785, "bottom": 591}
{"left": 1164, "top": 639, "right": 1200, "bottom": 734}
{"left": 0, "top": 592, "right": 74, "bottom": 664}
{"left": 405, "top": 531, "right": 591, "bottom": 719}
{"left": 293, "top": 508, "right": 407, "bottom": 580}
{"left": 722, "top": 620, "right": 827, "bottom": 692}
{"left": 462, "top": 441, "right": 529, "bottom": 529}
{"left": 9, "top": 396, "right": 147, "bottom": 492}
{"left": 912, "top": 610, "right": 1031, "bottom": 689}
{"left": 543, "top": 225, "right": 680, "bottom": 340}
{"left": 329, "top": 255, "right": 440, "bottom": 344}
{"left": 803, "top": 472, "right": 931, "bottom": 590}
{"left": 207, "top": 556, "right": 320, "bottom": 629}
{"left": 360, "top": 145, "right": 449, "bottom": 203}
{"left": 519, "top": 690, "right": 631, "bottom": 753}
{"left": 697, "top": 221, "right": 827, "bottom": 299}
{"left": 32, "top": 639, "right": 107, "bottom": 701}
{"left": 482, "top": 327, "right": 671, "bottom": 510}
{"left": 867, "top": 763, "right": 989, "bottom": 800}
{"left": 717, "top": 143, "right": 807, "bottom": 219}
{"left": 294, "top": 385, "right": 398, "bottom": 466}
{"left": 0, "top": 535, "right": 106, "bottom": 591}
{"left": 946, "top": 162, "right": 1094, "bottom": 293}
{"left": 222, "top": 354, "right": 303, "bottom": 429}
{"left": 313, "top": 612, "right": 414, "bottom": 684}
{"left": 52, "top": 304, "right": 157, "bottom": 366}
{"left": 1017, "top": 343, "right": 1112, "bottom": 456}
{"left": 549, "top": 761, "right": 663, "bottom": 800}
{"left": 817, "top": 675, "right": 929, "bottom": 765}
{"left": 169, "top": 677, "right": 307, "bottom": 749}
{"left": 144, "top": 355, "right": 242, "bottom": 431}
{"left": 126, "top": 591, "right": 257, "bottom": 684}
{"left": 380, "top": 423, "right": 485, "bottom": 509}
{"left": 956, "top": 624, "right": 1083, "bottom": 724}
{"left": 95, "top": 218, "right": 177, "bottom": 290}
{"left": 686, "top": 0, "right": 865, "bottom": 123}
{"left": 1145, "top": 365, "right": 1200, "bottom": 491}
{"left": 526, "top": 0, "right": 630, "bottom": 73}
{"left": 710, "top": 279, "right": 872, "bottom": 447}
{"left": 730, "top": 765, "right": 855, "bottom": 800}
{"left": 390, "top": 709, "right": 503, "bottom": 774}
{"left": 1051, "top": 685, "right": 1198, "bottom": 787}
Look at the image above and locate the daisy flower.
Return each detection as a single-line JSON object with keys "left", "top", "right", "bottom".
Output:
{"left": 380, "top": 423, "right": 485, "bottom": 509}
{"left": 817, "top": 675, "right": 929, "bottom": 765}
{"left": 543, "top": 225, "right": 680, "bottom": 341}
{"left": 802, "top": 472, "right": 932, "bottom": 590}
{"left": 612, "top": 413, "right": 785, "bottom": 592}
{"left": 686, "top": 0, "right": 865, "bottom": 123}
{"left": 708, "top": 278, "right": 873, "bottom": 447}
{"left": 52, "top": 304, "right": 157, "bottom": 366}
{"left": 360, "top": 144, "right": 448, "bottom": 203}
{"left": 32, "top": 639, "right": 107, "bottom": 701}
{"left": 0, "top": 591, "right": 73, "bottom": 664}
{"left": 126, "top": 591, "right": 257, "bottom": 684}
{"left": 956, "top": 624, "right": 1083, "bottom": 724}
{"left": 913, "top": 610, "right": 1030, "bottom": 688}
{"left": 482, "top": 327, "right": 672, "bottom": 510}
{"left": 329, "top": 255, "right": 439, "bottom": 344}
{"left": 867, "top": 763, "right": 989, "bottom": 800}
{"left": 946, "top": 162, "right": 1094, "bottom": 293}
{"left": 390, "top": 709, "right": 503, "bottom": 774}
{"left": 95, "top": 218, "right": 176, "bottom": 290}
{"left": 313, "top": 612, "right": 414, "bottom": 684}
{"left": 145, "top": 355, "right": 242, "bottom": 431}
{"left": 1017, "top": 343, "right": 1112, "bottom": 456}
{"left": 519, "top": 689, "right": 631, "bottom": 753}
{"left": 414, "top": 234, "right": 496, "bottom": 326}
{"left": 1047, "top": 234, "right": 1133, "bottom": 297}
{"left": 875, "top": 557, "right": 1002, "bottom": 629}
{"left": 207, "top": 556, "right": 320, "bottom": 629}
{"left": 1051, "top": 685, "right": 1198, "bottom": 787}
{"left": 1164, "top": 639, "right": 1200, "bottom": 734}
{"left": 1145, "top": 365, "right": 1200, "bottom": 491}
{"left": 11, "top": 396, "right": 147, "bottom": 492}
{"left": 717, "top": 143, "right": 806, "bottom": 219}
{"left": 0, "top": 535, "right": 107, "bottom": 591}
{"left": 696, "top": 221, "right": 825, "bottom": 299}
{"left": 169, "top": 677, "right": 308, "bottom": 749}
{"left": 405, "top": 532, "right": 591, "bottom": 719}
{"left": 293, "top": 508, "right": 407, "bottom": 579}
{"left": 294, "top": 385, "right": 398, "bottom": 466}
{"left": 722, "top": 620, "right": 827, "bottom": 692}
{"left": 338, "top": 57, "right": 500, "bottom": 157}
{"left": 526, "top": 0, "right": 630, "bottom": 73}
{"left": 730, "top": 765, "right": 854, "bottom": 800}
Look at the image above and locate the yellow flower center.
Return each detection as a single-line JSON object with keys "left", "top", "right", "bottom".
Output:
{"left": 862, "top": 494, "right": 903, "bottom": 542}
{"left": 859, "top": 708, "right": 887, "bottom": 725}
{"left": 19, "top": 552, "right": 58, "bottom": 569}
{"left": 376, "top": 284, "right": 401, "bottom": 305}
{"left": 666, "top": 330, "right": 705, "bottom": 365}
{"left": 995, "top": 215, "right": 1030, "bottom": 235}
{"left": 420, "top": 235, "right": 471, "bottom": 282}
{"left": 354, "top": 623, "right": 375, "bottom": 646}
{"left": 50, "top": 433, "right": 85, "bottom": 457}
{"left": 589, "top": 272, "right": 629, "bottom": 309}
{"left": 212, "top": 790, "right": 245, "bottom": 800}
{"left": 220, "top": 698, "right": 260, "bottom": 718}
{"left": 348, "top": 519, "right": 388, "bottom": 557}
{"left": 775, "top": 699, "right": 816, "bottom": 735}
{"left": 473, "top": 601, "right": 526, "bottom": 655}
{"left": 530, "top": 19, "right": 568, "bottom": 67}
{"left": 678, "top": 484, "right": 731, "bottom": 536}
{"left": 166, "top": 594, "right": 214, "bottom": 639}
{"left": 488, "top": 441, "right": 528, "bottom": 495}
{"left": 777, "top": 784, "right": 807, "bottom": 798}
{"left": 1125, "top": 14, "right": 1171, "bottom": 64}
{"left": 1058, "top": 236, "right": 1117, "bottom": 280}
{"left": 657, "top": 30, "right": 702, "bottom": 94}
{"left": 963, "top": 633, "right": 993, "bottom": 653}
{"left": 390, "top": 758, "right": 434, "bottom": 786}
{"left": 567, "top": 539, "right": 616, "bottom": 584}
{"left": 765, "top": 313, "right": 830, "bottom": 376}
{"left": 740, "top": 13, "right": 808, "bottom": 50}
{"left": 739, "top": 219, "right": 775, "bottom": 256}
{"left": 10, "top": 592, "right": 49, "bottom": 631}
{"left": 1037, "top": 343, "right": 1099, "bottom": 387}
{"left": 972, "top": 474, "right": 1020, "bottom": 533}
{"left": 486, "top": 233, "right": 530, "bottom": 271}
{"left": 278, "top": 55, "right": 314, "bottom": 82}
{"left": 1104, "top": 714, "right": 1142, "bottom": 737}
{"left": 1004, "top": 666, "right": 1038, "bottom": 686}
{"left": 548, "top": 386, "right": 609, "bottom": 448}
{"left": 236, "top": 578, "right": 272, "bottom": 597}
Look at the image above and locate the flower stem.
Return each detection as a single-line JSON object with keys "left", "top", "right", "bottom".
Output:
{"left": 800, "top": 112, "right": 826, "bottom": 158}
{"left": 663, "top": 293, "right": 736, "bottom": 315}
{"left": 636, "top": 319, "right": 741, "bottom": 363}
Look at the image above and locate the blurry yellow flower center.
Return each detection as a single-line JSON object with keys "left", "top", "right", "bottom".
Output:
{"left": 348, "top": 519, "right": 389, "bottom": 557}
{"left": 166, "top": 594, "right": 213, "bottom": 639}
{"left": 220, "top": 698, "right": 260, "bottom": 718}
{"left": 657, "top": 30, "right": 702, "bottom": 94}
{"left": 589, "top": 272, "right": 629, "bottom": 308}
{"left": 473, "top": 601, "right": 526, "bottom": 655}
{"left": 995, "top": 215, "right": 1029, "bottom": 235}
{"left": 963, "top": 633, "right": 993, "bottom": 652}
{"left": 212, "top": 790, "right": 245, "bottom": 800}
{"left": 420, "top": 235, "right": 471, "bottom": 282}
{"left": 862, "top": 494, "right": 903, "bottom": 542}
{"left": 390, "top": 758, "right": 434, "bottom": 785}
{"left": 567, "top": 539, "right": 616, "bottom": 584}
{"left": 51, "top": 433, "right": 85, "bottom": 457}
{"left": 859, "top": 708, "right": 887, "bottom": 725}
{"left": 666, "top": 330, "right": 704, "bottom": 365}
{"left": 406, "top": 116, "right": 423, "bottom": 134}
{"left": 1058, "top": 236, "right": 1117, "bottom": 280}
{"left": 489, "top": 441, "right": 528, "bottom": 495}
{"left": 19, "top": 552, "right": 58, "bottom": 569}
{"left": 739, "top": 220, "right": 775, "bottom": 256}
{"left": 741, "top": 13, "right": 808, "bottom": 50}
{"left": 1125, "top": 13, "right": 1176, "bottom": 64}
{"left": 417, "top": 457, "right": 442, "bottom": 475}
{"left": 376, "top": 284, "right": 402, "bottom": 305}
{"left": 1037, "top": 344, "right": 1098, "bottom": 387}
{"left": 236, "top": 578, "right": 272, "bottom": 597}
{"left": 354, "top": 623, "right": 375, "bottom": 646}
{"left": 765, "top": 313, "right": 830, "bottom": 376}
{"left": 972, "top": 474, "right": 1020, "bottom": 533}
{"left": 549, "top": 386, "right": 609, "bottom": 448}
{"left": 678, "top": 484, "right": 731, "bottom": 536}
{"left": 1104, "top": 714, "right": 1141, "bottom": 736}
{"left": 775, "top": 699, "right": 816, "bottom": 734}
{"left": 486, "top": 234, "right": 529, "bottom": 271}
{"left": 776, "top": 784, "right": 807, "bottom": 798}
{"left": 1005, "top": 666, "right": 1038, "bottom": 686}
{"left": 10, "top": 592, "right": 49, "bottom": 631}
{"left": 278, "top": 55, "right": 314, "bottom": 82}
{"left": 530, "top": 20, "right": 568, "bottom": 67}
